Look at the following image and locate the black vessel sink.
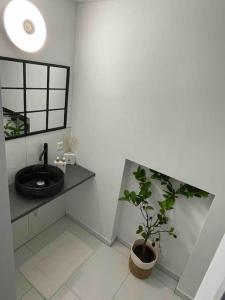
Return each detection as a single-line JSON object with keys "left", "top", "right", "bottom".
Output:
{"left": 15, "top": 164, "right": 64, "bottom": 198}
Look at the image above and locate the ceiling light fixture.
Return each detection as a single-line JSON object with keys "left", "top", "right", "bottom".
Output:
{"left": 3, "top": 0, "right": 47, "bottom": 53}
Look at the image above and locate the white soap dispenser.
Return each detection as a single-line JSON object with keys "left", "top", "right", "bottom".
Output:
{"left": 59, "top": 157, "right": 67, "bottom": 174}
{"left": 54, "top": 156, "right": 60, "bottom": 167}
{"left": 54, "top": 156, "right": 66, "bottom": 173}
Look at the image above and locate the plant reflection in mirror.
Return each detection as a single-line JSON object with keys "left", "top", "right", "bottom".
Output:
{"left": 4, "top": 119, "right": 25, "bottom": 137}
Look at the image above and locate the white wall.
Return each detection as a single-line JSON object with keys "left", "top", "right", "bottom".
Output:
{"left": 117, "top": 159, "right": 213, "bottom": 278}
{"left": 0, "top": 0, "right": 76, "bottom": 291}
{"left": 5, "top": 128, "right": 70, "bottom": 184}
{"left": 69, "top": 0, "right": 225, "bottom": 298}
{"left": 194, "top": 234, "right": 225, "bottom": 300}
{"left": 0, "top": 0, "right": 76, "bottom": 126}
{"left": 0, "top": 83, "right": 16, "bottom": 300}
{"left": 0, "top": 0, "right": 76, "bottom": 181}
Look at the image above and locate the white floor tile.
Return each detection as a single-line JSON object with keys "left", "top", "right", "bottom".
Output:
{"left": 54, "top": 217, "right": 90, "bottom": 240}
{"left": 20, "top": 232, "right": 93, "bottom": 299}
{"left": 67, "top": 245, "right": 129, "bottom": 300}
{"left": 15, "top": 217, "right": 181, "bottom": 300}
{"left": 15, "top": 246, "right": 33, "bottom": 269}
{"left": 113, "top": 274, "right": 181, "bottom": 300}
{"left": 152, "top": 266, "right": 178, "bottom": 291}
{"left": 83, "top": 235, "right": 104, "bottom": 251}
{"left": 16, "top": 271, "right": 32, "bottom": 299}
{"left": 112, "top": 240, "right": 130, "bottom": 258}
{"left": 26, "top": 217, "right": 90, "bottom": 254}
{"left": 51, "top": 286, "right": 80, "bottom": 300}
{"left": 20, "top": 288, "right": 44, "bottom": 300}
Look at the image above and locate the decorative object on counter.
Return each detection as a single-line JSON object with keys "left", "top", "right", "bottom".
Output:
{"left": 64, "top": 152, "right": 76, "bottom": 165}
{"left": 119, "top": 166, "right": 209, "bottom": 279}
{"left": 64, "top": 135, "right": 78, "bottom": 165}
{"left": 53, "top": 156, "right": 66, "bottom": 173}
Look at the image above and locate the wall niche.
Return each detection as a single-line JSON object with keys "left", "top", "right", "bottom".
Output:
{"left": 117, "top": 159, "right": 214, "bottom": 279}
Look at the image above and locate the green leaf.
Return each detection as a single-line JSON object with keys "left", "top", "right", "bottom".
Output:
{"left": 130, "top": 191, "right": 137, "bottom": 204}
{"left": 136, "top": 225, "right": 143, "bottom": 234}
{"left": 159, "top": 197, "right": 175, "bottom": 211}
{"left": 141, "top": 232, "right": 148, "bottom": 240}
{"left": 133, "top": 166, "right": 146, "bottom": 182}
{"left": 145, "top": 205, "right": 154, "bottom": 210}
{"left": 124, "top": 190, "right": 130, "bottom": 198}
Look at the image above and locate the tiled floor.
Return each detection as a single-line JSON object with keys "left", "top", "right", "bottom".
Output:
{"left": 15, "top": 216, "right": 182, "bottom": 300}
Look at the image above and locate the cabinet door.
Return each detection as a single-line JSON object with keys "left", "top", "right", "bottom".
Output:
{"left": 28, "top": 196, "right": 66, "bottom": 239}
{"left": 12, "top": 216, "right": 29, "bottom": 250}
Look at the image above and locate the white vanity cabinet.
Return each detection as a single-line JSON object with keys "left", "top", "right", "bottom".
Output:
{"left": 12, "top": 216, "right": 29, "bottom": 249}
{"left": 12, "top": 196, "right": 65, "bottom": 250}
{"left": 11, "top": 165, "right": 95, "bottom": 250}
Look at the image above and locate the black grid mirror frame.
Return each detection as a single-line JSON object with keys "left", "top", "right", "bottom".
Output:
{"left": 0, "top": 56, "right": 70, "bottom": 140}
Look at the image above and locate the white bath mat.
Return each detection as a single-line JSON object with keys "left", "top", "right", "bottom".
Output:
{"left": 20, "top": 231, "right": 93, "bottom": 299}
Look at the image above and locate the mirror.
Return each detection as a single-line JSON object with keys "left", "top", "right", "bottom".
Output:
{"left": 26, "top": 90, "right": 47, "bottom": 111}
{"left": 26, "top": 64, "right": 47, "bottom": 88}
{"left": 0, "top": 57, "right": 70, "bottom": 140}
{"left": 27, "top": 112, "right": 46, "bottom": 133}
{"left": 49, "top": 110, "right": 65, "bottom": 129}
{"left": 50, "top": 67, "right": 67, "bottom": 89}
{"left": 0, "top": 60, "right": 23, "bottom": 87}
{"left": 49, "top": 90, "right": 66, "bottom": 109}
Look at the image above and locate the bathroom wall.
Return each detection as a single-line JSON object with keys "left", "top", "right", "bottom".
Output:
{"left": 0, "top": 0, "right": 76, "bottom": 253}
{"left": 5, "top": 128, "right": 70, "bottom": 185}
{"left": 0, "top": 0, "right": 76, "bottom": 126}
{"left": 0, "top": 82, "right": 16, "bottom": 300}
{"left": 0, "top": 0, "right": 76, "bottom": 183}
{"left": 117, "top": 159, "right": 213, "bottom": 278}
{"left": 69, "top": 0, "right": 225, "bottom": 298}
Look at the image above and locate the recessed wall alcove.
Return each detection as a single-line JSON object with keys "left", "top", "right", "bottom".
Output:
{"left": 116, "top": 159, "right": 215, "bottom": 279}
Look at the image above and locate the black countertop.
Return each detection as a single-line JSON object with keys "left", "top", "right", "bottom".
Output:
{"left": 10, "top": 164, "right": 95, "bottom": 223}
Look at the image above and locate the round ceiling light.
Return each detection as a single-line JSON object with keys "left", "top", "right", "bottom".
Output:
{"left": 3, "top": 0, "right": 47, "bottom": 53}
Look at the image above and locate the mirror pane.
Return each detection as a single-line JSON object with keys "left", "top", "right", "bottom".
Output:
{"left": 3, "top": 111, "right": 25, "bottom": 138}
{"left": 26, "top": 64, "right": 47, "bottom": 88}
{"left": 49, "top": 90, "right": 66, "bottom": 109}
{"left": 26, "top": 90, "right": 47, "bottom": 111}
{"left": 1, "top": 89, "right": 24, "bottom": 112}
{"left": 49, "top": 67, "right": 67, "bottom": 89}
{"left": 0, "top": 60, "right": 23, "bottom": 87}
{"left": 48, "top": 110, "right": 64, "bottom": 128}
{"left": 27, "top": 112, "right": 46, "bottom": 133}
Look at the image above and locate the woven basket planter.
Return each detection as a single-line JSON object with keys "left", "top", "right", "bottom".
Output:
{"left": 129, "top": 239, "right": 159, "bottom": 279}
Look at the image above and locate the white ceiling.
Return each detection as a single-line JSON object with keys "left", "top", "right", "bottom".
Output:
{"left": 72, "top": 0, "right": 109, "bottom": 2}
{"left": 72, "top": 0, "right": 102, "bottom": 2}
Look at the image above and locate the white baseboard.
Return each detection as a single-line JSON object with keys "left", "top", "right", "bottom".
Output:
{"left": 117, "top": 237, "right": 131, "bottom": 249}
{"left": 156, "top": 262, "right": 180, "bottom": 282}
{"left": 175, "top": 287, "right": 193, "bottom": 300}
{"left": 66, "top": 213, "right": 112, "bottom": 247}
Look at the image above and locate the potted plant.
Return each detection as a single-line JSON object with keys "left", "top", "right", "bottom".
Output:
{"left": 119, "top": 166, "right": 209, "bottom": 279}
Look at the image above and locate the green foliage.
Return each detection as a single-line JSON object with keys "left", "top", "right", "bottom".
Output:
{"left": 119, "top": 166, "right": 209, "bottom": 250}
{"left": 4, "top": 120, "right": 25, "bottom": 137}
